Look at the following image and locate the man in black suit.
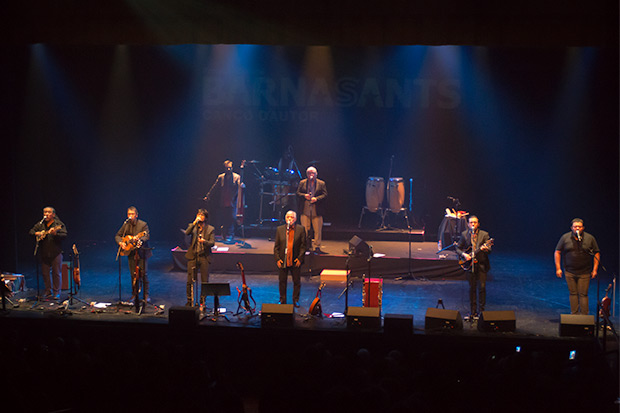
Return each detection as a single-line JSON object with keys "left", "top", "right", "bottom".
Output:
{"left": 274, "top": 210, "right": 307, "bottom": 307}
{"left": 184, "top": 209, "right": 215, "bottom": 307}
{"left": 297, "top": 166, "right": 327, "bottom": 253}
{"left": 115, "top": 206, "right": 151, "bottom": 302}
{"left": 456, "top": 215, "right": 492, "bottom": 318}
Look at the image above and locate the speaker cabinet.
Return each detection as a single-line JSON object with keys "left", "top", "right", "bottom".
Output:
{"left": 384, "top": 313, "right": 413, "bottom": 335}
{"left": 478, "top": 310, "right": 516, "bottom": 332}
{"left": 169, "top": 306, "right": 199, "bottom": 327}
{"left": 261, "top": 303, "right": 294, "bottom": 328}
{"left": 424, "top": 308, "right": 463, "bottom": 330}
{"left": 559, "top": 314, "right": 595, "bottom": 337}
{"left": 347, "top": 306, "right": 381, "bottom": 330}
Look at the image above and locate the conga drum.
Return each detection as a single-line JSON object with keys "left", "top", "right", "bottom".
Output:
{"left": 365, "top": 177, "right": 385, "bottom": 212}
{"left": 387, "top": 177, "right": 405, "bottom": 213}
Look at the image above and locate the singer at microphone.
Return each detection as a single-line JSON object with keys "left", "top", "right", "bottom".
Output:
{"left": 274, "top": 210, "right": 307, "bottom": 307}
{"left": 554, "top": 218, "right": 601, "bottom": 315}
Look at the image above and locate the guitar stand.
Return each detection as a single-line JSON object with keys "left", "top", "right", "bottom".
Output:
{"left": 66, "top": 252, "right": 89, "bottom": 309}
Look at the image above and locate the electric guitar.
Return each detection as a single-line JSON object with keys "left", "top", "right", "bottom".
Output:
{"left": 459, "top": 238, "right": 494, "bottom": 271}
{"left": 36, "top": 224, "right": 63, "bottom": 242}
{"left": 119, "top": 231, "right": 148, "bottom": 256}
{"left": 309, "top": 282, "right": 325, "bottom": 317}
{"left": 235, "top": 261, "right": 256, "bottom": 314}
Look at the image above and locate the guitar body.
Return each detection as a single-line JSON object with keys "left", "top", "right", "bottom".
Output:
{"left": 459, "top": 238, "right": 494, "bottom": 271}
{"left": 119, "top": 231, "right": 147, "bottom": 256}
{"left": 72, "top": 244, "right": 81, "bottom": 288}
{"left": 308, "top": 282, "right": 325, "bottom": 316}
{"left": 600, "top": 284, "right": 612, "bottom": 318}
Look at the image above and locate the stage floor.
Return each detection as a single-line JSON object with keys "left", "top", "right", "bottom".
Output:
{"left": 4, "top": 239, "right": 618, "bottom": 341}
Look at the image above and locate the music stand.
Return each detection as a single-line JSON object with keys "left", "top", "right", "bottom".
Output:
{"left": 204, "top": 283, "right": 231, "bottom": 320}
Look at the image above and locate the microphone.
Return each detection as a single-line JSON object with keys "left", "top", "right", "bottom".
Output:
{"left": 286, "top": 222, "right": 291, "bottom": 230}
{"left": 39, "top": 217, "right": 45, "bottom": 224}
{"left": 576, "top": 230, "right": 582, "bottom": 242}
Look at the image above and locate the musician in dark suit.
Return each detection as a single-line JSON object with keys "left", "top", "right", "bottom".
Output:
{"left": 296, "top": 166, "right": 327, "bottom": 253}
{"left": 184, "top": 209, "right": 215, "bottom": 307}
{"left": 456, "top": 215, "right": 492, "bottom": 318}
{"left": 115, "top": 206, "right": 151, "bottom": 302}
{"left": 205, "top": 159, "right": 242, "bottom": 242}
{"left": 274, "top": 210, "right": 307, "bottom": 307}
{"left": 29, "top": 206, "right": 68, "bottom": 300}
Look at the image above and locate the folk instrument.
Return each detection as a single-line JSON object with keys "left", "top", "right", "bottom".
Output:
{"left": 119, "top": 231, "right": 148, "bottom": 256}
{"left": 309, "top": 282, "right": 325, "bottom": 316}
{"left": 36, "top": 224, "right": 63, "bottom": 242}
{"left": 72, "top": 244, "right": 81, "bottom": 288}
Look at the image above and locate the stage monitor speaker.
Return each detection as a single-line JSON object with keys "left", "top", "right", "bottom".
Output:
{"left": 559, "top": 314, "right": 595, "bottom": 337}
{"left": 384, "top": 313, "right": 413, "bottom": 335}
{"left": 424, "top": 308, "right": 463, "bottom": 331}
{"left": 349, "top": 236, "right": 370, "bottom": 258}
{"left": 169, "top": 306, "right": 199, "bottom": 328}
{"left": 347, "top": 306, "right": 381, "bottom": 330}
{"left": 478, "top": 310, "right": 516, "bottom": 332}
{"left": 261, "top": 303, "right": 294, "bottom": 328}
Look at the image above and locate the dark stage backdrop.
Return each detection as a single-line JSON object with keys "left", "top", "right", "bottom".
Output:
{"left": 2, "top": 45, "right": 618, "bottom": 273}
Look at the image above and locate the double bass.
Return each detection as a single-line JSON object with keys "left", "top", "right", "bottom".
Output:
{"left": 236, "top": 160, "right": 246, "bottom": 225}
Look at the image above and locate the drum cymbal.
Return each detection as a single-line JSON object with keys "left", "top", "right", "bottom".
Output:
{"left": 248, "top": 160, "right": 261, "bottom": 164}
{"left": 307, "top": 160, "right": 321, "bottom": 165}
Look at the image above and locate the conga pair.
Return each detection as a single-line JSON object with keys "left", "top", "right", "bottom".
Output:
{"left": 365, "top": 177, "right": 405, "bottom": 213}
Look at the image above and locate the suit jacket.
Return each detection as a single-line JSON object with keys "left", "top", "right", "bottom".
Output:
{"left": 115, "top": 219, "right": 152, "bottom": 259}
{"left": 297, "top": 178, "right": 327, "bottom": 217}
{"left": 456, "top": 229, "right": 492, "bottom": 272}
{"left": 184, "top": 222, "right": 215, "bottom": 261}
{"left": 274, "top": 224, "right": 307, "bottom": 267}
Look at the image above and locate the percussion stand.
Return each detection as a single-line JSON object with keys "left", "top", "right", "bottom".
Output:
{"left": 379, "top": 155, "right": 395, "bottom": 230}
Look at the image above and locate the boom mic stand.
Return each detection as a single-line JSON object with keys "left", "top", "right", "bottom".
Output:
{"left": 30, "top": 237, "right": 43, "bottom": 309}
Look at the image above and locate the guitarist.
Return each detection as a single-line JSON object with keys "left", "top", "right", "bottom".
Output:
{"left": 115, "top": 206, "right": 151, "bottom": 302}
{"left": 29, "top": 206, "right": 67, "bottom": 300}
{"left": 184, "top": 209, "right": 215, "bottom": 307}
{"left": 456, "top": 215, "right": 492, "bottom": 318}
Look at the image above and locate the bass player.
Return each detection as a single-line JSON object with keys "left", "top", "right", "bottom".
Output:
{"left": 456, "top": 215, "right": 492, "bottom": 319}
{"left": 115, "top": 206, "right": 151, "bottom": 302}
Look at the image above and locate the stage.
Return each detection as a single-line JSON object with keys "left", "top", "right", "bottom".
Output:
{"left": 1, "top": 238, "right": 618, "bottom": 411}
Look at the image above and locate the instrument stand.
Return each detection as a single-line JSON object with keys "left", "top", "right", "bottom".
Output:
{"left": 114, "top": 224, "right": 129, "bottom": 309}
{"left": 358, "top": 206, "right": 383, "bottom": 229}
{"left": 1, "top": 276, "right": 17, "bottom": 313}
{"left": 436, "top": 299, "right": 445, "bottom": 309}
{"left": 66, "top": 251, "right": 88, "bottom": 309}
{"left": 394, "top": 214, "right": 416, "bottom": 281}
{"left": 339, "top": 254, "right": 354, "bottom": 315}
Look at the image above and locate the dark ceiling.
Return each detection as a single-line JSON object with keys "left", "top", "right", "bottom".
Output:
{"left": 6, "top": 0, "right": 618, "bottom": 46}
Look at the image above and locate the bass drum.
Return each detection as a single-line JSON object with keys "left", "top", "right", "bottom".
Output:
{"left": 365, "top": 177, "right": 385, "bottom": 212}
{"left": 387, "top": 177, "right": 405, "bottom": 213}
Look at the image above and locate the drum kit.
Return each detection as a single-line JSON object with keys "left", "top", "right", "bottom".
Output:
{"left": 248, "top": 160, "right": 305, "bottom": 224}
{"left": 359, "top": 176, "right": 410, "bottom": 229}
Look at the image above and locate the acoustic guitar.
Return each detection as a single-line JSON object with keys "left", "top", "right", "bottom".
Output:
{"left": 119, "top": 231, "right": 148, "bottom": 256}
{"left": 309, "top": 282, "right": 325, "bottom": 316}
{"left": 459, "top": 238, "right": 494, "bottom": 271}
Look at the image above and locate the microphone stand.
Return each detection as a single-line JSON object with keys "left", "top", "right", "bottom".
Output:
{"left": 115, "top": 221, "right": 129, "bottom": 309}
{"left": 30, "top": 221, "right": 45, "bottom": 309}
